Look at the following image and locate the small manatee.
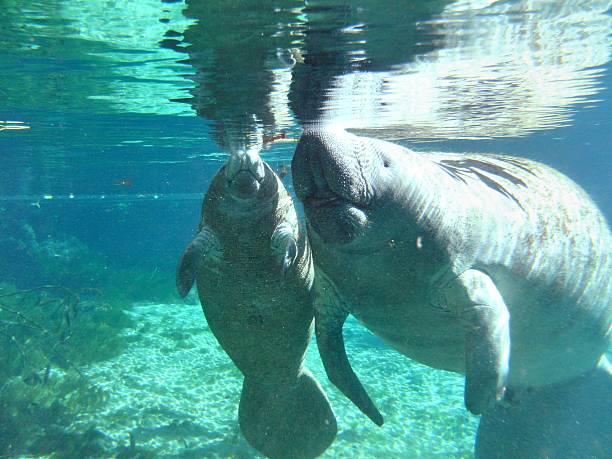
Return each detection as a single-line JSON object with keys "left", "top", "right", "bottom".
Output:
{"left": 177, "top": 145, "right": 336, "bottom": 459}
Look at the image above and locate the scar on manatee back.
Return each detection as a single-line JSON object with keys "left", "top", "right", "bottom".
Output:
{"left": 436, "top": 158, "right": 537, "bottom": 210}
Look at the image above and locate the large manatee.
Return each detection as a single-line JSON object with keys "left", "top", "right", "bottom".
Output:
{"left": 291, "top": 127, "right": 611, "bottom": 457}
{"left": 177, "top": 146, "right": 336, "bottom": 459}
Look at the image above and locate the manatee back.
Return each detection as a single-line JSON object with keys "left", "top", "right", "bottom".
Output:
{"left": 423, "top": 152, "right": 611, "bottom": 384}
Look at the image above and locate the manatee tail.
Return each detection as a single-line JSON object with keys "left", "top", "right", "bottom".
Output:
{"left": 238, "top": 369, "right": 337, "bottom": 459}
{"left": 476, "top": 357, "right": 612, "bottom": 459}
{"left": 315, "top": 307, "right": 384, "bottom": 426}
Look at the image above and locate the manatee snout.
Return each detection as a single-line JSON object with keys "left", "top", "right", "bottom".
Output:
{"left": 293, "top": 128, "right": 372, "bottom": 205}
{"left": 292, "top": 129, "right": 371, "bottom": 244}
{"left": 224, "top": 148, "right": 265, "bottom": 199}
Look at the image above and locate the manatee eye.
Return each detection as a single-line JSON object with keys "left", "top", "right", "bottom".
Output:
{"left": 383, "top": 159, "right": 390, "bottom": 168}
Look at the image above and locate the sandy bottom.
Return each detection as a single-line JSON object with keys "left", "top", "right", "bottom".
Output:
{"left": 75, "top": 302, "right": 478, "bottom": 458}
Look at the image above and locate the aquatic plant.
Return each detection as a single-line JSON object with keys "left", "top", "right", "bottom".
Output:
{"left": 0, "top": 283, "right": 135, "bottom": 456}
{"left": 0, "top": 284, "right": 82, "bottom": 379}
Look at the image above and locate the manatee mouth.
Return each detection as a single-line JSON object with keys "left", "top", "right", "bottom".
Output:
{"left": 227, "top": 170, "right": 263, "bottom": 199}
{"left": 304, "top": 194, "right": 342, "bottom": 209}
{"left": 295, "top": 162, "right": 369, "bottom": 244}
{"left": 305, "top": 199, "right": 368, "bottom": 244}
{"left": 294, "top": 153, "right": 366, "bottom": 210}
{"left": 297, "top": 156, "right": 366, "bottom": 212}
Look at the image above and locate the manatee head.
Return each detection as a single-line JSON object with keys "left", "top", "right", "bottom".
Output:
{"left": 292, "top": 127, "right": 402, "bottom": 246}
{"left": 202, "top": 146, "right": 284, "bottom": 234}
{"left": 223, "top": 147, "right": 267, "bottom": 200}
{"left": 209, "top": 147, "right": 282, "bottom": 209}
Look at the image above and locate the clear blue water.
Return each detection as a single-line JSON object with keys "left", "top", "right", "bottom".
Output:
{"left": 0, "top": 1, "right": 610, "bottom": 457}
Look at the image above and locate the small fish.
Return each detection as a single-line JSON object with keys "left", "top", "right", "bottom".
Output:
{"left": 277, "top": 162, "right": 290, "bottom": 179}
{"left": 43, "top": 364, "right": 51, "bottom": 384}
{"left": 0, "top": 120, "right": 31, "bottom": 131}
{"left": 114, "top": 178, "right": 133, "bottom": 187}
{"left": 129, "top": 432, "right": 136, "bottom": 450}
{"left": 23, "top": 371, "right": 42, "bottom": 386}
{"left": 263, "top": 132, "right": 287, "bottom": 144}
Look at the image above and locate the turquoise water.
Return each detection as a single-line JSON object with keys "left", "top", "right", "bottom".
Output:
{"left": 1, "top": 1, "right": 610, "bottom": 457}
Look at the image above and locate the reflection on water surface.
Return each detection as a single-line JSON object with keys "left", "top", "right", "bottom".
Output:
{"left": 172, "top": 0, "right": 612, "bottom": 143}
{"left": 1, "top": 0, "right": 610, "bottom": 143}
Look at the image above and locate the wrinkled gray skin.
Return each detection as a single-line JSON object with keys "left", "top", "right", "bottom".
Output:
{"left": 292, "top": 127, "right": 611, "bottom": 457}
{"left": 177, "top": 147, "right": 336, "bottom": 459}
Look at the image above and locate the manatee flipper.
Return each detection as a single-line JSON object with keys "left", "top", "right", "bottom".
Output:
{"left": 444, "top": 269, "right": 510, "bottom": 414}
{"left": 315, "top": 273, "right": 384, "bottom": 426}
{"left": 271, "top": 221, "right": 298, "bottom": 275}
{"left": 176, "top": 227, "right": 219, "bottom": 297}
{"left": 239, "top": 369, "right": 337, "bottom": 459}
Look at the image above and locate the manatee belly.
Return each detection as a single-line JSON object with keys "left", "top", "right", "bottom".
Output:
{"left": 360, "top": 306, "right": 467, "bottom": 374}
{"left": 317, "top": 258, "right": 469, "bottom": 373}
{"left": 319, "top": 243, "right": 610, "bottom": 389}
{"left": 197, "top": 262, "right": 314, "bottom": 382}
